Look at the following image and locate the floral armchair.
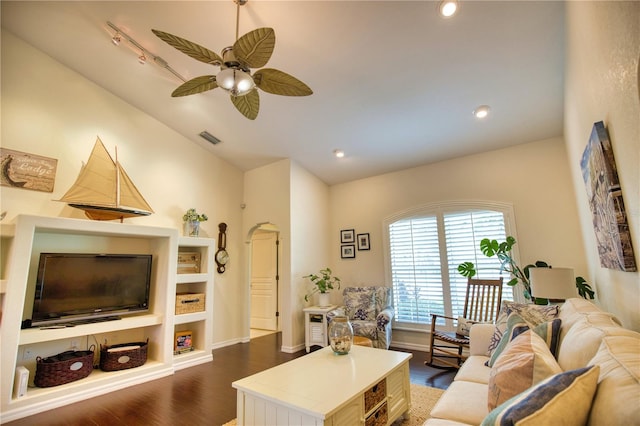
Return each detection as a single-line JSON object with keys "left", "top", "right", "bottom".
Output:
{"left": 327, "top": 286, "right": 394, "bottom": 349}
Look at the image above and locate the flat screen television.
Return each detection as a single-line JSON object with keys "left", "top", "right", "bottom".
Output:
{"left": 30, "top": 253, "right": 153, "bottom": 326}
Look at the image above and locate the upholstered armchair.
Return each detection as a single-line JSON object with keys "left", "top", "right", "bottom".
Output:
{"left": 327, "top": 286, "right": 394, "bottom": 349}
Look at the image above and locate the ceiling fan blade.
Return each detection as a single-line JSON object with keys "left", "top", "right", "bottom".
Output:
{"left": 233, "top": 28, "right": 275, "bottom": 69}
{"left": 152, "top": 29, "right": 223, "bottom": 65}
{"left": 231, "top": 90, "right": 260, "bottom": 120}
{"left": 171, "top": 76, "right": 218, "bottom": 97}
{"left": 254, "top": 68, "right": 313, "bottom": 96}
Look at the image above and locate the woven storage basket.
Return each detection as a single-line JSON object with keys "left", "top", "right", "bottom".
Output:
{"left": 175, "top": 292, "right": 205, "bottom": 314}
{"left": 100, "top": 339, "right": 148, "bottom": 371}
{"left": 34, "top": 345, "right": 95, "bottom": 387}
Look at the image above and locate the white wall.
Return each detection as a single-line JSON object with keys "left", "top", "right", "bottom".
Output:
{"left": 243, "top": 160, "right": 331, "bottom": 351}
{"left": 242, "top": 160, "right": 293, "bottom": 347}
{"left": 1, "top": 30, "right": 246, "bottom": 346}
{"left": 290, "top": 161, "right": 331, "bottom": 348}
{"left": 564, "top": 2, "right": 640, "bottom": 330}
{"left": 330, "top": 137, "right": 588, "bottom": 347}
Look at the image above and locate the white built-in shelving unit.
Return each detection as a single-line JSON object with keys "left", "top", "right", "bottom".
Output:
{"left": 0, "top": 215, "right": 214, "bottom": 423}
{"left": 173, "top": 236, "right": 214, "bottom": 370}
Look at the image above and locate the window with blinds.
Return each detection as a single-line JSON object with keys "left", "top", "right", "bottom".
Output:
{"left": 388, "top": 206, "right": 514, "bottom": 327}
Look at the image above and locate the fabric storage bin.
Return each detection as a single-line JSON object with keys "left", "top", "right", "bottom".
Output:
{"left": 34, "top": 345, "right": 95, "bottom": 387}
{"left": 175, "top": 292, "right": 205, "bottom": 314}
{"left": 100, "top": 339, "right": 148, "bottom": 371}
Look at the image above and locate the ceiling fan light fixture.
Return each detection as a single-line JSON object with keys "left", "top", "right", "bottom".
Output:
{"left": 112, "top": 32, "right": 122, "bottom": 45}
{"left": 216, "top": 68, "right": 255, "bottom": 97}
{"left": 334, "top": 149, "right": 345, "bottom": 158}
{"left": 439, "top": 0, "right": 459, "bottom": 18}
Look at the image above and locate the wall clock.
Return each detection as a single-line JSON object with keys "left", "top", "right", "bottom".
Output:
{"left": 215, "top": 222, "right": 229, "bottom": 273}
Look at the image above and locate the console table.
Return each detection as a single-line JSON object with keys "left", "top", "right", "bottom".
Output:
{"left": 232, "top": 345, "right": 412, "bottom": 425}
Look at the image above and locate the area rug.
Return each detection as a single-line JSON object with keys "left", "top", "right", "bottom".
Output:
{"left": 222, "top": 383, "right": 444, "bottom": 426}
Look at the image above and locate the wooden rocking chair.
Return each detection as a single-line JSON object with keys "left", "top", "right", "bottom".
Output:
{"left": 425, "top": 278, "right": 503, "bottom": 369}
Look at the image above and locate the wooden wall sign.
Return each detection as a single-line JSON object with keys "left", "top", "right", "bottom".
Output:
{"left": 0, "top": 148, "right": 58, "bottom": 193}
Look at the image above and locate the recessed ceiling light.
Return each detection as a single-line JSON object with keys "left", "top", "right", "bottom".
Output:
{"left": 334, "top": 149, "right": 345, "bottom": 158}
{"left": 439, "top": 0, "right": 459, "bottom": 18}
{"left": 473, "top": 105, "right": 491, "bottom": 119}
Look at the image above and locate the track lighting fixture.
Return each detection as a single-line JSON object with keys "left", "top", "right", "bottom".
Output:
{"left": 107, "top": 21, "right": 184, "bottom": 81}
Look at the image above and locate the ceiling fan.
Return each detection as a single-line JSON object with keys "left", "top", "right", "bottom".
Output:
{"left": 152, "top": 0, "right": 312, "bottom": 120}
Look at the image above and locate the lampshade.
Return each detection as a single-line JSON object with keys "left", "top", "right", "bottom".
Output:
{"left": 529, "top": 267, "right": 577, "bottom": 300}
{"left": 216, "top": 68, "right": 255, "bottom": 97}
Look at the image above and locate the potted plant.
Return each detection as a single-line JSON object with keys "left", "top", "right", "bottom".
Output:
{"left": 303, "top": 268, "right": 341, "bottom": 307}
{"left": 457, "top": 236, "right": 595, "bottom": 302}
{"left": 183, "top": 208, "right": 208, "bottom": 237}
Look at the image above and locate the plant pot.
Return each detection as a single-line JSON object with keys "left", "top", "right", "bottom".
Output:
{"left": 317, "top": 292, "right": 331, "bottom": 307}
{"left": 184, "top": 221, "right": 200, "bottom": 237}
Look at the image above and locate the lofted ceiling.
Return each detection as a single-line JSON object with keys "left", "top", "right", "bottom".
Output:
{"left": 1, "top": 1, "right": 565, "bottom": 185}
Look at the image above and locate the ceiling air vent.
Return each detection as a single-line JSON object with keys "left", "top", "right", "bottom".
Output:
{"left": 199, "top": 131, "right": 222, "bottom": 145}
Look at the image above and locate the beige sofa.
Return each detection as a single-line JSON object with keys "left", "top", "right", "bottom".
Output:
{"left": 426, "top": 298, "right": 640, "bottom": 425}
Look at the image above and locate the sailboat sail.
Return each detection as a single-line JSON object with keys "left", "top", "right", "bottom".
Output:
{"left": 59, "top": 137, "right": 153, "bottom": 221}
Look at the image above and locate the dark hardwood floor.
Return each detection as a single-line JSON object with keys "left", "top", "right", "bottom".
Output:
{"left": 6, "top": 333, "right": 455, "bottom": 426}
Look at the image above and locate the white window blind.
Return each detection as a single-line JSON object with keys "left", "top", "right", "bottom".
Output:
{"left": 388, "top": 206, "right": 514, "bottom": 327}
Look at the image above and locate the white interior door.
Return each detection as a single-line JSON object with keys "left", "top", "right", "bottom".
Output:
{"left": 250, "top": 230, "right": 278, "bottom": 330}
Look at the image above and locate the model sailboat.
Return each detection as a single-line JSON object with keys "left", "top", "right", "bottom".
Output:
{"left": 59, "top": 137, "right": 153, "bottom": 221}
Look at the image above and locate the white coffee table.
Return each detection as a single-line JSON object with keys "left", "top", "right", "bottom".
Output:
{"left": 232, "top": 345, "right": 412, "bottom": 425}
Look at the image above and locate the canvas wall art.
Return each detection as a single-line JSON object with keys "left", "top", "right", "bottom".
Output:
{"left": 580, "top": 121, "right": 636, "bottom": 272}
{"left": 0, "top": 148, "right": 58, "bottom": 193}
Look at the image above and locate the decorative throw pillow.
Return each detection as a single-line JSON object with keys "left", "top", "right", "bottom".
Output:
{"left": 486, "top": 314, "right": 530, "bottom": 366}
{"left": 456, "top": 317, "right": 477, "bottom": 337}
{"left": 531, "top": 318, "right": 562, "bottom": 358}
{"left": 482, "top": 365, "right": 600, "bottom": 426}
{"left": 344, "top": 288, "right": 377, "bottom": 321}
{"left": 487, "top": 316, "right": 562, "bottom": 367}
{"left": 487, "top": 330, "right": 563, "bottom": 410}
{"left": 488, "top": 302, "right": 559, "bottom": 356}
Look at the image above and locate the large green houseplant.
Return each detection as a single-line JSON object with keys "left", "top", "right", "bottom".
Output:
{"left": 457, "top": 236, "right": 595, "bottom": 301}
{"left": 303, "top": 267, "right": 341, "bottom": 302}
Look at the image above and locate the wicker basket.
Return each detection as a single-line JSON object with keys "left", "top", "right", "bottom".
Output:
{"left": 34, "top": 345, "right": 95, "bottom": 387}
{"left": 175, "top": 292, "right": 205, "bottom": 314}
{"left": 100, "top": 339, "right": 148, "bottom": 371}
{"left": 364, "top": 379, "right": 386, "bottom": 412}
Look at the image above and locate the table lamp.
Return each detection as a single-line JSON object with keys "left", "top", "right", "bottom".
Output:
{"left": 529, "top": 267, "right": 577, "bottom": 303}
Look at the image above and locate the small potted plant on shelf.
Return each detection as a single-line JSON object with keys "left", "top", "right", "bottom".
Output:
{"left": 183, "top": 208, "right": 208, "bottom": 237}
{"left": 303, "top": 267, "right": 341, "bottom": 307}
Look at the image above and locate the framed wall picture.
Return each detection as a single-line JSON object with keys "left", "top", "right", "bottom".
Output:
{"left": 340, "top": 229, "right": 355, "bottom": 244}
{"left": 174, "top": 330, "right": 194, "bottom": 354}
{"left": 580, "top": 121, "right": 636, "bottom": 272}
{"left": 357, "top": 233, "right": 370, "bottom": 251}
{"left": 341, "top": 244, "right": 356, "bottom": 259}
